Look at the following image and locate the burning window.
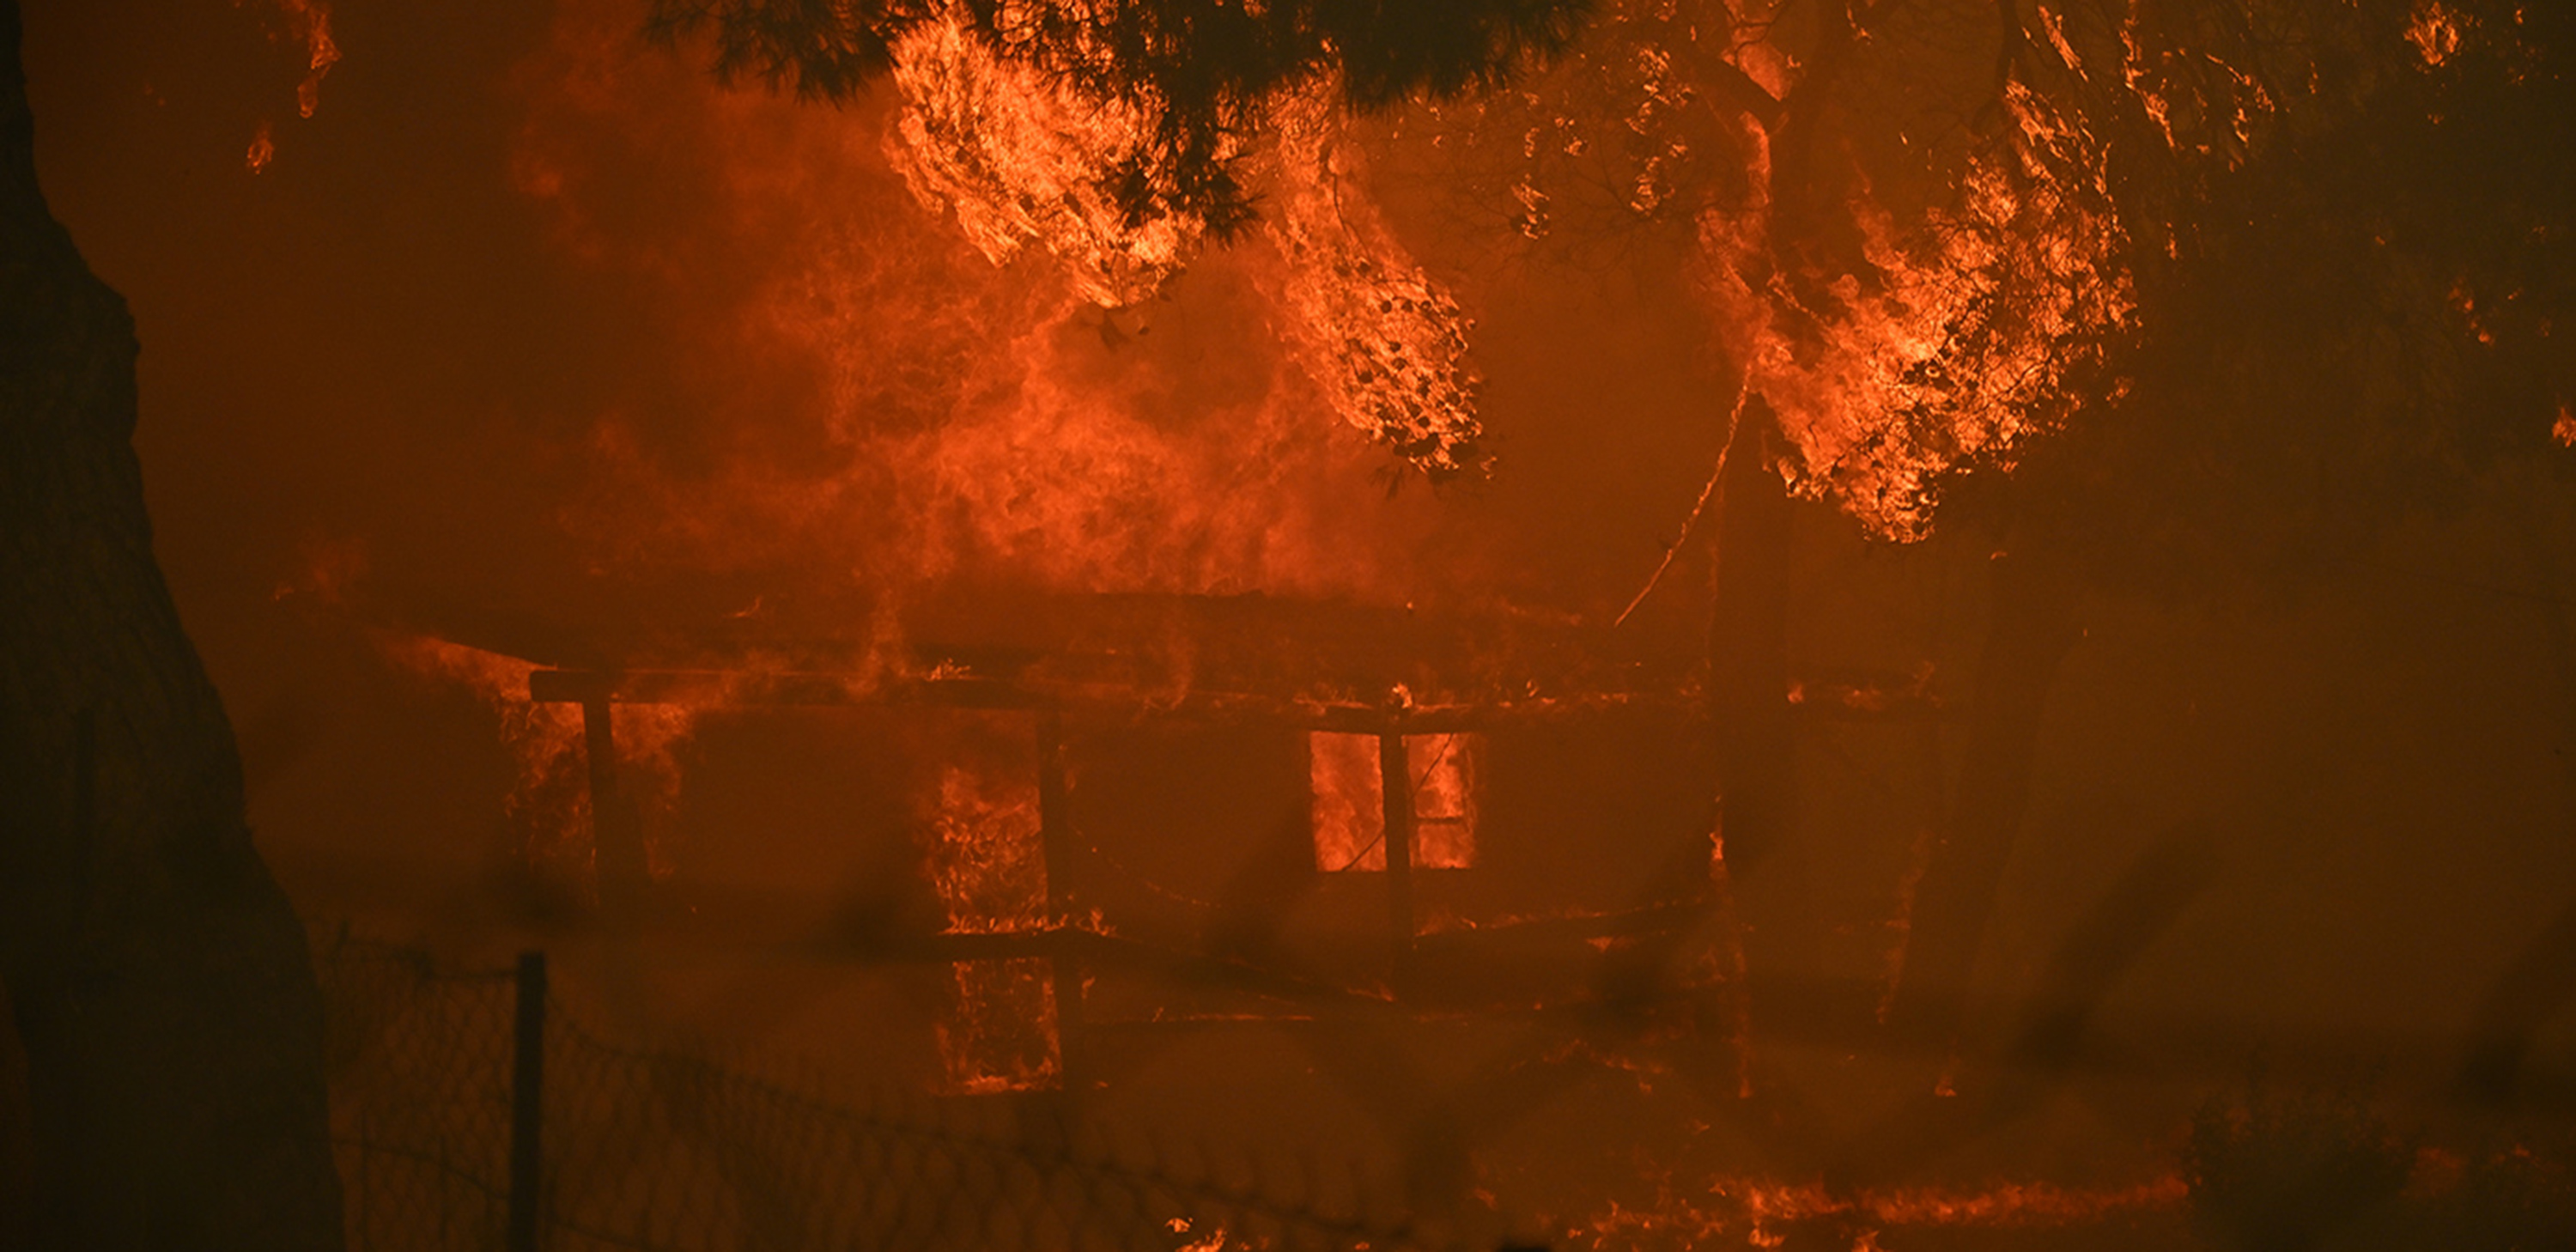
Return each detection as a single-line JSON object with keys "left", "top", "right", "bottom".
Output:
{"left": 1309, "top": 732, "right": 1479, "bottom": 872}
{"left": 925, "top": 755, "right": 1059, "bottom": 1094}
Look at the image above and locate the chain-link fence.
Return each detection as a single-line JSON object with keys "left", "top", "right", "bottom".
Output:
{"left": 313, "top": 929, "right": 1433, "bottom": 1252}
{"left": 308, "top": 859, "right": 2576, "bottom": 1252}
{"left": 320, "top": 932, "right": 519, "bottom": 1250}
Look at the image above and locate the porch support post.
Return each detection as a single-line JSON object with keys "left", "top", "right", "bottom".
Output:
{"left": 1035, "top": 708, "right": 1085, "bottom": 1082}
{"left": 578, "top": 693, "right": 648, "bottom": 917}
{"left": 1379, "top": 726, "right": 1416, "bottom": 998}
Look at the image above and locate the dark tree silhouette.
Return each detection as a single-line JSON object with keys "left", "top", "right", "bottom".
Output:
{"left": 0, "top": 2, "right": 340, "bottom": 1246}
{"left": 1899, "top": 0, "right": 2576, "bottom": 1062}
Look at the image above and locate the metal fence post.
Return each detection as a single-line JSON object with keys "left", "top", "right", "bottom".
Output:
{"left": 508, "top": 951, "right": 547, "bottom": 1252}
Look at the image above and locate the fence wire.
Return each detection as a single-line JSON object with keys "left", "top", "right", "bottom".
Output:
{"left": 312, "top": 930, "right": 1426, "bottom": 1252}
{"left": 318, "top": 932, "right": 519, "bottom": 1251}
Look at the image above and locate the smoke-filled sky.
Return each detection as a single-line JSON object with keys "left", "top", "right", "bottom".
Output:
{"left": 20, "top": 0, "right": 2576, "bottom": 1104}
{"left": 19, "top": 0, "right": 1741, "bottom": 920}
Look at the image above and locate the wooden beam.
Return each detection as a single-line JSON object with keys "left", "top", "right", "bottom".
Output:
{"left": 1380, "top": 729, "right": 1417, "bottom": 997}
{"left": 1032, "top": 708, "right": 1085, "bottom": 1084}
{"left": 526, "top": 667, "right": 1697, "bottom": 731}
{"left": 530, "top": 668, "right": 1036, "bottom": 711}
{"left": 579, "top": 696, "right": 649, "bottom": 917}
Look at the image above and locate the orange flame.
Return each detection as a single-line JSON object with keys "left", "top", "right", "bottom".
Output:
{"left": 514, "top": 0, "right": 1441, "bottom": 605}
{"left": 273, "top": 0, "right": 340, "bottom": 119}
{"left": 2408, "top": 2, "right": 2466, "bottom": 68}
{"left": 923, "top": 758, "right": 1060, "bottom": 1091}
{"left": 890, "top": 37, "right": 1488, "bottom": 477}
{"left": 1577, "top": 1172, "right": 2185, "bottom": 1249}
{"left": 1702, "top": 86, "right": 2136, "bottom": 538}
{"left": 1722, "top": 0, "right": 1801, "bottom": 102}
{"left": 887, "top": 13, "right": 1203, "bottom": 308}
{"left": 246, "top": 121, "right": 276, "bottom": 173}
{"left": 380, "top": 635, "right": 699, "bottom": 878}
{"left": 925, "top": 763, "right": 1048, "bottom": 933}
{"left": 1266, "top": 85, "right": 1487, "bottom": 479}
{"left": 1309, "top": 732, "right": 1479, "bottom": 872}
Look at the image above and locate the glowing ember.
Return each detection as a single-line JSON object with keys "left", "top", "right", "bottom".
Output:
{"left": 1577, "top": 1172, "right": 2186, "bottom": 1249}
{"left": 2555, "top": 403, "right": 2576, "bottom": 448}
{"left": 888, "top": 13, "right": 1203, "bottom": 308}
{"left": 2408, "top": 1, "right": 2467, "bottom": 68}
{"left": 275, "top": 0, "right": 341, "bottom": 119}
{"left": 246, "top": 121, "right": 276, "bottom": 173}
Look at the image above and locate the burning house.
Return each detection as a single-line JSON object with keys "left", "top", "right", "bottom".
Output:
{"left": 12, "top": 0, "right": 2576, "bottom": 1246}
{"left": 498, "top": 592, "right": 1741, "bottom": 1094}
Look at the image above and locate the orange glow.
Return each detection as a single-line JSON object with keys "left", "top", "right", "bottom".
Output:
{"left": 925, "top": 763, "right": 1048, "bottom": 934}
{"left": 1701, "top": 86, "right": 2136, "bottom": 538}
{"left": 1309, "top": 731, "right": 1384, "bottom": 871}
{"left": 1577, "top": 1173, "right": 2186, "bottom": 1249}
{"left": 938, "top": 957, "right": 1061, "bottom": 1094}
{"left": 1877, "top": 826, "right": 1935, "bottom": 1024}
{"left": 924, "top": 759, "right": 1061, "bottom": 1091}
{"left": 1723, "top": 0, "right": 1800, "bottom": 100}
{"left": 1266, "top": 85, "right": 1487, "bottom": 480}
{"left": 381, "top": 635, "right": 698, "bottom": 878}
{"left": 2409, "top": 2, "right": 2466, "bottom": 67}
{"left": 246, "top": 121, "right": 276, "bottom": 173}
{"left": 1309, "top": 732, "right": 1479, "bottom": 871}
{"left": 513, "top": 0, "right": 1438, "bottom": 605}
{"left": 2554, "top": 402, "right": 2575, "bottom": 447}
{"left": 887, "top": 14, "right": 1202, "bottom": 308}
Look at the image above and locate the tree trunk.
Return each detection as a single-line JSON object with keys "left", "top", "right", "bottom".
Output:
{"left": 1886, "top": 542, "right": 2081, "bottom": 1067}
{"left": 1706, "top": 397, "right": 1814, "bottom": 1042}
{"left": 2459, "top": 483, "right": 2576, "bottom": 1101}
{"left": 0, "top": 6, "right": 343, "bottom": 1247}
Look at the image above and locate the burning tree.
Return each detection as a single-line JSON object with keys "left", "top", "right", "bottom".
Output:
{"left": 651, "top": 0, "right": 1595, "bottom": 481}
{"left": 637, "top": 0, "right": 2575, "bottom": 1091}
{"left": 1422, "top": 0, "right": 2576, "bottom": 1070}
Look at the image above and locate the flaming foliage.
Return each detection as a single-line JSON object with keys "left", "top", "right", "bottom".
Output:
{"left": 1415, "top": 0, "right": 2569, "bottom": 544}
{"left": 648, "top": 0, "right": 1588, "bottom": 480}
{"left": 241, "top": 0, "right": 341, "bottom": 172}
{"left": 1704, "top": 84, "right": 2136, "bottom": 538}
{"left": 888, "top": 15, "right": 1206, "bottom": 307}
{"left": 652, "top": 0, "right": 1589, "bottom": 228}
{"left": 1266, "top": 86, "right": 1488, "bottom": 479}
